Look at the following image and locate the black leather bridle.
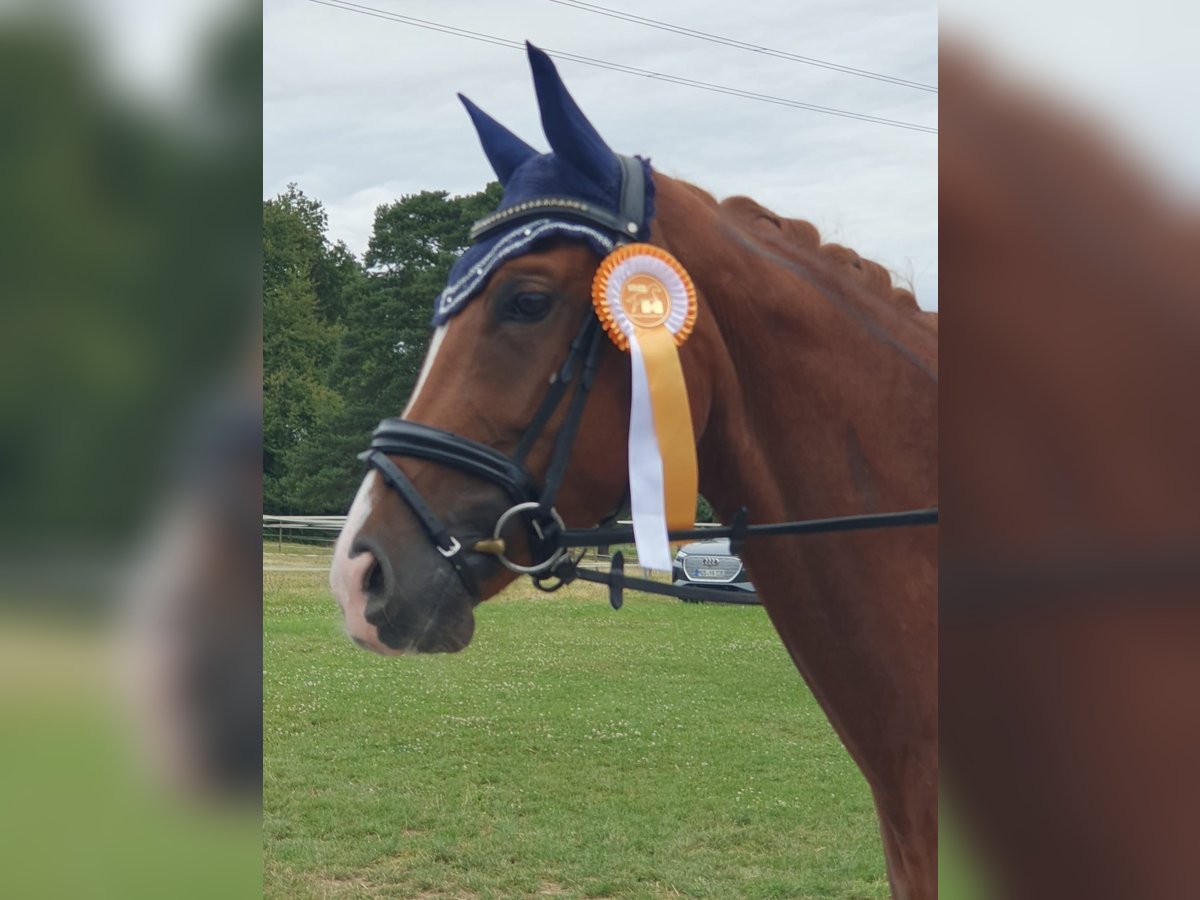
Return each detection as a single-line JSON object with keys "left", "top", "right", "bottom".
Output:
{"left": 360, "top": 308, "right": 608, "bottom": 600}
{"left": 358, "top": 155, "right": 938, "bottom": 608}
{"left": 358, "top": 155, "right": 646, "bottom": 600}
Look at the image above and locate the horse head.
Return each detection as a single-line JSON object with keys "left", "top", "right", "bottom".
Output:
{"left": 329, "top": 44, "right": 719, "bottom": 655}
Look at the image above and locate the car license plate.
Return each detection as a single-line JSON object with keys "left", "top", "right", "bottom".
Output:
{"left": 685, "top": 557, "right": 737, "bottom": 581}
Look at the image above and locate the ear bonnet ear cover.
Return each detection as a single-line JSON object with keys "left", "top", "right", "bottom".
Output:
{"left": 433, "top": 43, "right": 655, "bottom": 325}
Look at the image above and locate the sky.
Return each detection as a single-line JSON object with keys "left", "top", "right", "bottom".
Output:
{"left": 264, "top": 0, "right": 938, "bottom": 308}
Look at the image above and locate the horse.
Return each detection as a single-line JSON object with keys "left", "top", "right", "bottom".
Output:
{"left": 330, "top": 44, "right": 937, "bottom": 899}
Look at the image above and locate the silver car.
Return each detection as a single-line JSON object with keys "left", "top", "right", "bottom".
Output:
{"left": 671, "top": 538, "right": 758, "bottom": 603}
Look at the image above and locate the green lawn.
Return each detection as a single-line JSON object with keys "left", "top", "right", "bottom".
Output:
{"left": 264, "top": 566, "right": 888, "bottom": 899}
{"left": 0, "top": 617, "right": 260, "bottom": 900}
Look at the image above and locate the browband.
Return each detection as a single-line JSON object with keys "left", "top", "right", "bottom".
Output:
{"left": 468, "top": 154, "right": 646, "bottom": 245}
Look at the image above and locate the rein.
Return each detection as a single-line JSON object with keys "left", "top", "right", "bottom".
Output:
{"left": 560, "top": 507, "right": 938, "bottom": 607}
{"left": 359, "top": 155, "right": 938, "bottom": 607}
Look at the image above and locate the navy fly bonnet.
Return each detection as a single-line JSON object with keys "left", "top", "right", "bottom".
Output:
{"left": 433, "top": 43, "right": 655, "bottom": 324}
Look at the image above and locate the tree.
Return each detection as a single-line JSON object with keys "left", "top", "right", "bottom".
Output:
{"left": 263, "top": 183, "right": 359, "bottom": 323}
{"left": 262, "top": 186, "right": 357, "bottom": 511}
{"left": 272, "top": 182, "right": 502, "bottom": 513}
{"left": 365, "top": 182, "right": 502, "bottom": 273}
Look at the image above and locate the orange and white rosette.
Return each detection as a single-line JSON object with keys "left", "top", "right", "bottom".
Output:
{"left": 592, "top": 244, "right": 698, "bottom": 571}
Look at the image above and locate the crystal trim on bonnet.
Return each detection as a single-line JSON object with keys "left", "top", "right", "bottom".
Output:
{"left": 470, "top": 197, "right": 596, "bottom": 240}
{"left": 434, "top": 218, "right": 616, "bottom": 323}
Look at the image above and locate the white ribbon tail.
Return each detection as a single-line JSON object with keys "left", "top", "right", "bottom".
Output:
{"left": 626, "top": 333, "right": 673, "bottom": 572}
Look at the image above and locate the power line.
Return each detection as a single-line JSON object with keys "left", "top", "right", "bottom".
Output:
{"left": 304, "top": 0, "right": 937, "bottom": 135}
{"left": 546, "top": 0, "right": 937, "bottom": 94}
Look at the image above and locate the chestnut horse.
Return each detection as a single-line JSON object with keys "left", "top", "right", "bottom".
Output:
{"left": 330, "top": 46, "right": 937, "bottom": 899}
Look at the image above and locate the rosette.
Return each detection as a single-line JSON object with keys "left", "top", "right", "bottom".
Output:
{"left": 591, "top": 244, "right": 698, "bottom": 571}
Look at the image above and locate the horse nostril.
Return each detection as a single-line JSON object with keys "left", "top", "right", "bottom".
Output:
{"left": 350, "top": 537, "right": 393, "bottom": 602}
{"left": 363, "top": 556, "right": 385, "bottom": 596}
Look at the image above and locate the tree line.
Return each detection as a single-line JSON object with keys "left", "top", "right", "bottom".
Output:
{"left": 263, "top": 181, "right": 501, "bottom": 513}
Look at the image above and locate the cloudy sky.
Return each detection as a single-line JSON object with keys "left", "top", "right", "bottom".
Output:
{"left": 265, "top": 0, "right": 937, "bottom": 308}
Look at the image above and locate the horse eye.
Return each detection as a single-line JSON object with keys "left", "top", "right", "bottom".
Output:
{"left": 502, "top": 292, "right": 552, "bottom": 322}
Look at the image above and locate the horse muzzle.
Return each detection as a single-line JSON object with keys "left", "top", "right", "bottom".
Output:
{"left": 330, "top": 518, "right": 478, "bottom": 656}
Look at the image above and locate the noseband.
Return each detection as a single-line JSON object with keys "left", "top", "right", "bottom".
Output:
{"left": 358, "top": 155, "right": 938, "bottom": 605}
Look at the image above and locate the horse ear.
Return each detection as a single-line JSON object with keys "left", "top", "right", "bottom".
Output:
{"left": 526, "top": 42, "right": 618, "bottom": 185}
{"left": 459, "top": 94, "right": 538, "bottom": 185}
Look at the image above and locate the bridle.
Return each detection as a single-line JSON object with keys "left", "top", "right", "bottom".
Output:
{"left": 359, "top": 154, "right": 645, "bottom": 599}
{"left": 360, "top": 308, "right": 607, "bottom": 600}
{"left": 358, "top": 155, "right": 938, "bottom": 607}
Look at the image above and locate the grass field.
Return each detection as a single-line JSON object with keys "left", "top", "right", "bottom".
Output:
{"left": 0, "top": 616, "right": 260, "bottom": 900}
{"left": 264, "top": 550, "right": 889, "bottom": 899}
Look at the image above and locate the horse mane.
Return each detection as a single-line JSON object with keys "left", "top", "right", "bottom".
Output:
{"left": 675, "top": 183, "right": 928, "bottom": 320}
{"left": 722, "top": 194, "right": 923, "bottom": 314}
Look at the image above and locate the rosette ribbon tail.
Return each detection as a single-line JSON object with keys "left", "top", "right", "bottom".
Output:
{"left": 627, "top": 325, "right": 698, "bottom": 570}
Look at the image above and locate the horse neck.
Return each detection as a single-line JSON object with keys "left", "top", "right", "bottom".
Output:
{"left": 658, "top": 185, "right": 938, "bottom": 527}
{"left": 654, "top": 184, "right": 939, "bottom": 886}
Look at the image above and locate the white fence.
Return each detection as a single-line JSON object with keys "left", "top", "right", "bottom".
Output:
{"left": 262, "top": 515, "right": 344, "bottom": 550}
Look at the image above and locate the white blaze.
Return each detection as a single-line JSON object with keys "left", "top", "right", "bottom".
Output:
{"left": 402, "top": 323, "right": 450, "bottom": 418}
{"left": 329, "top": 320, "right": 455, "bottom": 653}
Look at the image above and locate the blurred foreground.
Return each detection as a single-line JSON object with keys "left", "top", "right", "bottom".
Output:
{"left": 0, "top": 2, "right": 261, "bottom": 897}
{"left": 941, "top": 10, "right": 1200, "bottom": 900}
